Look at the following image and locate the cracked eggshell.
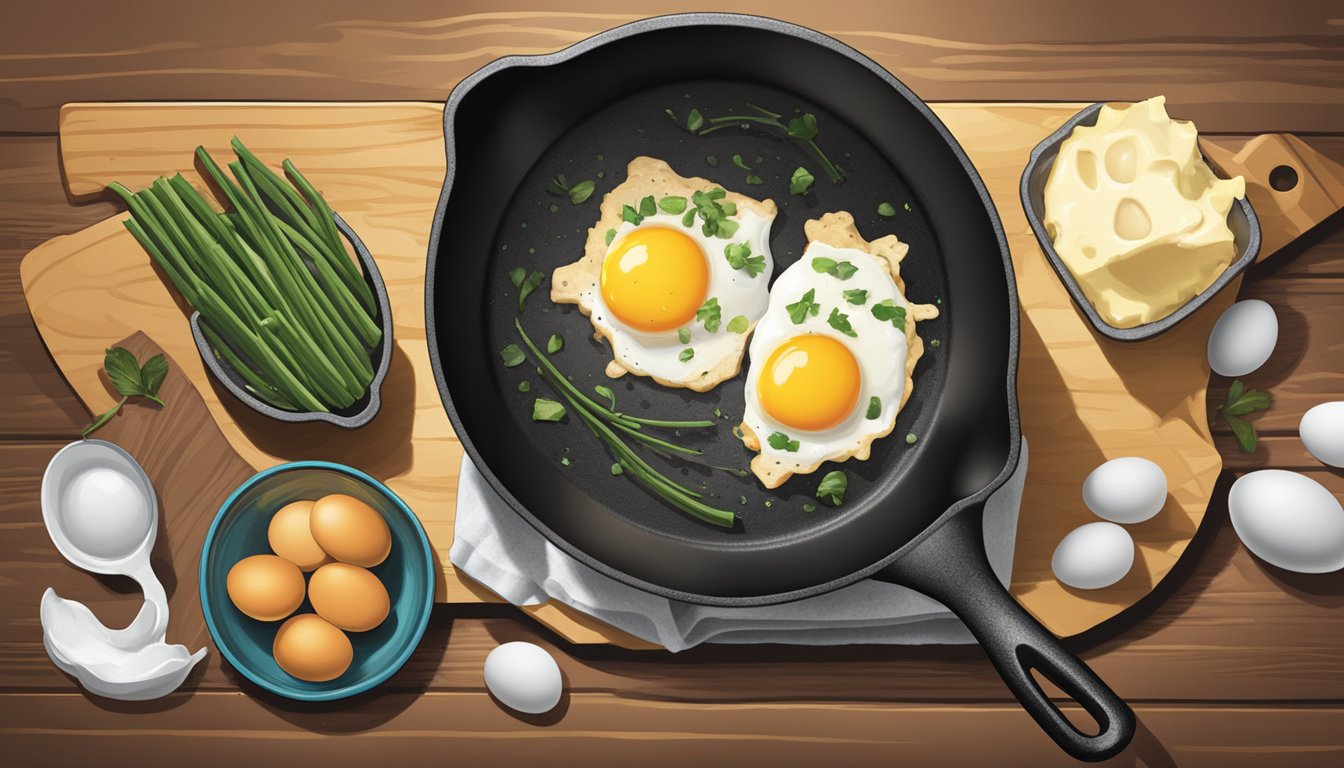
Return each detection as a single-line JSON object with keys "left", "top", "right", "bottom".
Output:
{"left": 1051, "top": 522, "right": 1135, "bottom": 589}
{"left": 1082, "top": 457, "right": 1167, "bottom": 524}
{"left": 1229, "top": 470, "right": 1344, "bottom": 574}
{"left": 1300, "top": 402, "right": 1344, "bottom": 469}
{"left": 484, "top": 641, "right": 562, "bottom": 714}
{"left": 1207, "top": 299, "right": 1277, "bottom": 377}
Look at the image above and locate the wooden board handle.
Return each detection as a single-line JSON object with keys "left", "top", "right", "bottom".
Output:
{"left": 1201, "top": 134, "right": 1344, "bottom": 262}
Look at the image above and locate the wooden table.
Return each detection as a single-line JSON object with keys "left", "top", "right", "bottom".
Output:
{"left": 2, "top": 3, "right": 1341, "bottom": 765}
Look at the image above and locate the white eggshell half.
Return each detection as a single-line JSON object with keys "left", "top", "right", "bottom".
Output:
{"left": 1082, "top": 457, "right": 1167, "bottom": 524}
{"left": 1299, "top": 402, "right": 1344, "bottom": 469}
{"left": 1051, "top": 522, "right": 1135, "bottom": 589}
{"left": 484, "top": 641, "right": 563, "bottom": 714}
{"left": 1228, "top": 469, "right": 1344, "bottom": 574}
{"left": 1207, "top": 299, "right": 1277, "bottom": 377}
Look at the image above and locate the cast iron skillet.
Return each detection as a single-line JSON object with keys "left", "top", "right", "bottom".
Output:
{"left": 426, "top": 13, "right": 1134, "bottom": 761}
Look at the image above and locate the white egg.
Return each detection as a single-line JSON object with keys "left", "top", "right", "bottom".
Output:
{"left": 1051, "top": 522, "right": 1135, "bottom": 589}
{"left": 1207, "top": 299, "right": 1277, "bottom": 377}
{"left": 1228, "top": 470, "right": 1344, "bottom": 574}
{"left": 1300, "top": 402, "right": 1344, "bottom": 468}
{"left": 483, "top": 641, "right": 563, "bottom": 714}
{"left": 583, "top": 209, "right": 774, "bottom": 388}
{"left": 1082, "top": 457, "right": 1167, "bottom": 524}
{"left": 741, "top": 242, "right": 908, "bottom": 477}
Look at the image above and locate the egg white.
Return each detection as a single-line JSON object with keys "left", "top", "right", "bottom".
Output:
{"left": 742, "top": 242, "right": 910, "bottom": 474}
{"left": 581, "top": 210, "right": 774, "bottom": 386}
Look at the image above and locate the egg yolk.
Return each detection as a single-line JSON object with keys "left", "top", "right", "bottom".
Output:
{"left": 600, "top": 227, "right": 709, "bottom": 332}
{"left": 758, "top": 335, "right": 862, "bottom": 432}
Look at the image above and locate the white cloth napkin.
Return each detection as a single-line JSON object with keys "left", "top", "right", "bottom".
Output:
{"left": 451, "top": 439, "right": 1028, "bottom": 652}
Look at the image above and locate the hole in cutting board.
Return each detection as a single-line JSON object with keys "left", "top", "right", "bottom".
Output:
{"left": 1269, "top": 164, "right": 1299, "bottom": 192}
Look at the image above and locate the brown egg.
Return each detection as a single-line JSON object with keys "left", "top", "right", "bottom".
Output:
{"left": 267, "top": 500, "right": 331, "bottom": 572}
{"left": 226, "top": 554, "right": 305, "bottom": 621}
{"left": 310, "top": 494, "right": 391, "bottom": 567}
{"left": 272, "top": 614, "right": 353, "bottom": 682}
{"left": 308, "top": 562, "right": 391, "bottom": 632}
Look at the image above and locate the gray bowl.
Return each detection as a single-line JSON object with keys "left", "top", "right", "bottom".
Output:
{"left": 1020, "top": 102, "right": 1260, "bottom": 342}
{"left": 190, "top": 213, "right": 393, "bottom": 428}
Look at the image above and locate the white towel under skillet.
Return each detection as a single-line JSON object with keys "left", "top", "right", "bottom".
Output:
{"left": 451, "top": 439, "right": 1028, "bottom": 652}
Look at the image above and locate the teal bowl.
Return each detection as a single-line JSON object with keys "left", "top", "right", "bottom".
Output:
{"left": 199, "top": 461, "right": 435, "bottom": 701}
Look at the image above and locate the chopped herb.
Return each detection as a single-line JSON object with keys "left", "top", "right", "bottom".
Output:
{"left": 547, "top": 175, "right": 570, "bottom": 196}
{"left": 509, "top": 266, "right": 526, "bottom": 289}
{"left": 843, "top": 289, "right": 868, "bottom": 305}
{"left": 713, "top": 407, "right": 722, "bottom": 418}
{"left": 547, "top": 334, "right": 564, "bottom": 354}
{"left": 517, "top": 270, "right": 545, "bottom": 312}
{"left": 681, "top": 208, "right": 697, "bottom": 228}
{"left": 866, "top": 396, "right": 881, "bottom": 419}
{"left": 499, "top": 344, "right": 525, "bottom": 367}
{"left": 518, "top": 380, "right": 532, "bottom": 392}
{"left": 768, "top": 431, "right": 800, "bottom": 452}
{"left": 594, "top": 384, "right": 616, "bottom": 410}
{"left": 745, "top": 175, "right": 763, "bottom": 185}
{"left": 786, "top": 288, "right": 820, "bottom": 324}
{"left": 532, "top": 398, "right": 566, "bottom": 422}
{"left": 696, "top": 297, "right": 721, "bottom": 332}
{"left": 686, "top": 108, "right": 704, "bottom": 132}
{"left": 803, "top": 502, "right": 817, "bottom": 513}
{"left": 811, "top": 257, "right": 857, "bottom": 280}
{"left": 548, "top": 175, "right": 595, "bottom": 205}
{"left": 596, "top": 153, "right": 604, "bottom": 162}
{"left": 658, "top": 196, "right": 688, "bottom": 214}
{"left": 706, "top": 155, "right": 719, "bottom": 167}
{"left": 827, "top": 307, "right": 858, "bottom": 337}
{"left": 549, "top": 203, "right": 559, "bottom": 213}
{"left": 732, "top": 154, "right": 752, "bottom": 171}
{"left": 688, "top": 187, "right": 739, "bottom": 239}
{"left": 787, "top": 112, "right": 818, "bottom": 140}
{"left": 871, "top": 299, "right": 907, "bottom": 331}
{"left": 638, "top": 195, "right": 656, "bottom": 218}
{"left": 903, "top": 202, "right": 912, "bottom": 212}
{"left": 727, "top": 315, "right": 749, "bottom": 334}
{"left": 724, "top": 242, "right": 766, "bottom": 277}
{"left": 816, "top": 470, "right": 847, "bottom": 507}
{"left": 930, "top": 339, "right": 941, "bottom": 348}
{"left": 877, "top": 202, "right": 897, "bottom": 217}
{"left": 906, "top": 432, "right": 918, "bottom": 444}
{"left": 82, "top": 346, "right": 168, "bottom": 437}
{"left": 611, "top": 463, "right": 624, "bottom": 475}
{"left": 1220, "top": 379, "right": 1273, "bottom": 454}
{"left": 739, "top": 495, "right": 748, "bottom": 506}
{"left": 622, "top": 204, "right": 643, "bottom": 226}
{"left": 605, "top": 228, "right": 617, "bottom": 246}
{"left": 679, "top": 348, "right": 695, "bottom": 362}
{"left": 789, "top": 166, "right": 815, "bottom": 195}
{"left": 560, "top": 456, "right": 571, "bottom": 466}
{"left": 678, "top": 327, "right": 691, "bottom": 344}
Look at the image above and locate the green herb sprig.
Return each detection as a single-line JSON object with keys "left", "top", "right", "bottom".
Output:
{"left": 547, "top": 174, "right": 596, "bottom": 205}
{"left": 83, "top": 346, "right": 168, "bottom": 437}
{"left": 674, "top": 104, "right": 844, "bottom": 184}
{"left": 1219, "top": 379, "right": 1272, "bottom": 453}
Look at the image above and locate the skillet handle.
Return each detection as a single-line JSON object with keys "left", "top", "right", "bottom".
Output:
{"left": 875, "top": 505, "right": 1135, "bottom": 762}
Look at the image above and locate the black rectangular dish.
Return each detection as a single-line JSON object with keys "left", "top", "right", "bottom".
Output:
{"left": 1020, "top": 101, "right": 1261, "bottom": 342}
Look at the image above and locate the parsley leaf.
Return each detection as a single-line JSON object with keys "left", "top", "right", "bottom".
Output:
{"left": 1219, "top": 379, "right": 1273, "bottom": 453}
{"left": 594, "top": 385, "right": 616, "bottom": 410}
{"left": 82, "top": 346, "right": 169, "bottom": 437}
{"left": 638, "top": 195, "right": 657, "bottom": 218}
{"left": 679, "top": 348, "right": 695, "bottom": 362}
{"left": 816, "top": 470, "right": 847, "bottom": 506}
{"left": 658, "top": 196, "right": 687, "bottom": 214}
{"left": 866, "top": 396, "right": 881, "bottom": 419}
{"left": 547, "top": 334, "right": 564, "bottom": 354}
{"left": 877, "top": 202, "right": 897, "bottom": 217}
{"left": 787, "top": 289, "right": 820, "bottom": 324}
{"left": 732, "top": 154, "right": 753, "bottom": 171}
{"left": 567, "top": 180, "right": 595, "bottom": 204}
{"left": 622, "top": 204, "right": 643, "bottom": 226}
{"left": 786, "top": 113, "right": 819, "bottom": 140}
{"left": 509, "top": 266, "right": 526, "bottom": 289}
{"left": 789, "top": 166, "right": 815, "bottom": 195}
{"left": 871, "top": 299, "right": 907, "bottom": 331}
{"left": 532, "top": 398, "right": 566, "bottom": 422}
{"left": 727, "top": 315, "right": 749, "bottom": 334}
{"left": 686, "top": 108, "right": 704, "bottom": 132}
{"left": 827, "top": 307, "right": 857, "bottom": 337}
{"left": 517, "top": 270, "right": 545, "bottom": 312}
{"left": 605, "top": 228, "right": 617, "bottom": 246}
{"left": 843, "top": 289, "right": 868, "bottom": 305}
{"left": 499, "top": 344, "right": 525, "bottom": 367}
{"left": 678, "top": 327, "right": 691, "bottom": 344}
{"left": 724, "top": 242, "right": 766, "bottom": 277}
{"left": 689, "top": 187, "right": 739, "bottom": 239}
{"left": 696, "top": 297, "right": 721, "bottom": 332}
{"left": 767, "top": 431, "right": 800, "bottom": 452}
{"left": 811, "top": 257, "right": 857, "bottom": 280}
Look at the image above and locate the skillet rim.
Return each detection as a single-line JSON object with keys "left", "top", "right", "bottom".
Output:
{"left": 425, "top": 12, "right": 1022, "bottom": 606}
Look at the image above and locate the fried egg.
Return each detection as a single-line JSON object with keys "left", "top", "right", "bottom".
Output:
{"left": 740, "top": 212, "right": 939, "bottom": 488}
{"left": 552, "top": 157, "right": 776, "bottom": 391}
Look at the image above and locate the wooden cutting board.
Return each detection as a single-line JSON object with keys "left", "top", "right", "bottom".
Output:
{"left": 22, "top": 101, "right": 1340, "bottom": 644}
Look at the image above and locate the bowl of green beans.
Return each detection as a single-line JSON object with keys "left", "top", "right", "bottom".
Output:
{"left": 109, "top": 138, "right": 394, "bottom": 428}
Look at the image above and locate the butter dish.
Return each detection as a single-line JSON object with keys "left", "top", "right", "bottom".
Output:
{"left": 1020, "top": 102, "right": 1260, "bottom": 342}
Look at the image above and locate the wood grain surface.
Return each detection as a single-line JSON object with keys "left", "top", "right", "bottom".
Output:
{"left": 26, "top": 101, "right": 1254, "bottom": 642}
{"left": 2, "top": 4, "right": 1343, "bottom": 765}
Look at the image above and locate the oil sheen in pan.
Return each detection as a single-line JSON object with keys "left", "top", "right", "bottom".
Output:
{"left": 487, "top": 78, "right": 950, "bottom": 538}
